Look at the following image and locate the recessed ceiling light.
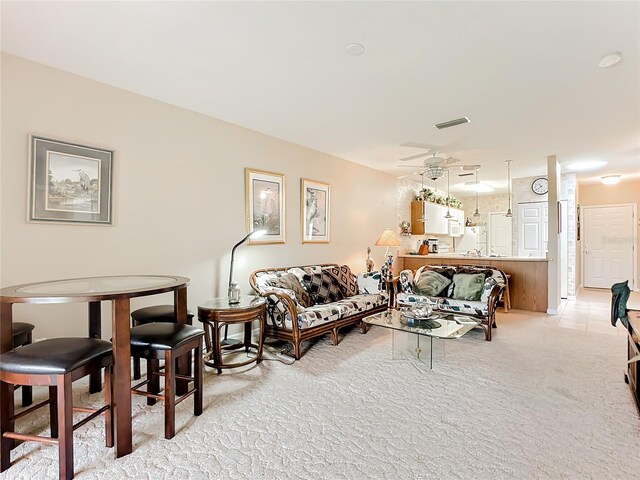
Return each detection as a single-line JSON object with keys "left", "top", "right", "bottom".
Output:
{"left": 463, "top": 182, "right": 494, "bottom": 193}
{"left": 598, "top": 52, "right": 622, "bottom": 68}
{"left": 565, "top": 160, "right": 607, "bottom": 172}
{"left": 345, "top": 43, "right": 365, "bottom": 56}
{"left": 601, "top": 175, "right": 621, "bottom": 185}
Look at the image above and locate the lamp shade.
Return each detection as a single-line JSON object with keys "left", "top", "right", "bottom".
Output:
{"left": 375, "top": 228, "right": 401, "bottom": 247}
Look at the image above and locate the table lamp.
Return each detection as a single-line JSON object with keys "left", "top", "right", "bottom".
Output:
{"left": 375, "top": 228, "right": 401, "bottom": 311}
{"left": 228, "top": 229, "right": 266, "bottom": 304}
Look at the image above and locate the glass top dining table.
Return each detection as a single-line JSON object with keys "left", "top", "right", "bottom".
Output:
{"left": 0, "top": 275, "right": 190, "bottom": 458}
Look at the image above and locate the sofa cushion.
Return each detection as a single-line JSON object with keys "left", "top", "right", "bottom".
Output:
{"left": 439, "top": 298, "right": 488, "bottom": 317}
{"left": 396, "top": 292, "right": 441, "bottom": 308}
{"left": 265, "top": 273, "right": 312, "bottom": 308}
{"left": 324, "top": 265, "right": 359, "bottom": 297}
{"left": 285, "top": 293, "right": 387, "bottom": 330}
{"left": 357, "top": 271, "right": 382, "bottom": 294}
{"left": 398, "top": 269, "right": 415, "bottom": 294}
{"left": 302, "top": 268, "right": 344, "bottom": 305}
{"left": 451, "top": 273, "right": 485, "bottom": 301}
{"left": 413, "top": 270, "right": 451, "bottom": 297}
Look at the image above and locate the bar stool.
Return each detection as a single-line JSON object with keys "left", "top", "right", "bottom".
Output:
{"left": 130, "top": 305, "right": 194, "bottom": 380}
{"left": 0, "top": 338, "right": 113, "bottom": 480}
{"left": 12, "top": 322, "right": 35, "bottom": 407}
{"left": 129, "top": 323, "right": 204, "bottom": 439}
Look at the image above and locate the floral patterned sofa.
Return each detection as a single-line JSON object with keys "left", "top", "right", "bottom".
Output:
{"left": 396, "top": 264, "right": 506, "bottom": 341}
{"left": 249, "top": 264, "right": 387, "bottom": 359}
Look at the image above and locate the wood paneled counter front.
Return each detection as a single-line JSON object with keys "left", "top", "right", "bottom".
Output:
{"left": 398, "top": 254, "right": 548, "bottom": 313}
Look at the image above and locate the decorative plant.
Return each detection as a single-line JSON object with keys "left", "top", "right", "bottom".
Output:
{"left": 417, "top": 188, "right": 463, "bottom": 208}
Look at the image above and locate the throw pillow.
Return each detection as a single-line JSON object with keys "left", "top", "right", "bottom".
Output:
{"left": 413, "top": 270, "right": 451, "bottom": 297}
{"left": 357, "top": 271, "right": 382, "bottom": 294}
{"left": 266, "top": 273, "right": 312, "bottom": 308}
{"left": 301, "top": 268, "right": 344, "bottom": 305}
{"left": 451, "top": 273, "right": 486, "bottom": 301}
{"left": 325, "top": 265, "right": 359, "bottom": 297}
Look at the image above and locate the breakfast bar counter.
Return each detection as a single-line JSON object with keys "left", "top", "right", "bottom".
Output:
{"left": 398, "top": 254, "right": 549, "bottom": 312}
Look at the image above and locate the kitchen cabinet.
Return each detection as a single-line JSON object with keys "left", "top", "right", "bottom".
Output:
{"left": 411, "top": 201, "right": 463, "bottom": 235}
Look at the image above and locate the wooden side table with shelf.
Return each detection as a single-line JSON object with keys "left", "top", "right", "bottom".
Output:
{"left": 197, "top": 295, "right": 266, "bottom": 374}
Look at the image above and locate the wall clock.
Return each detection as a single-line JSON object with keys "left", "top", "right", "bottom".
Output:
{"left": 531, "top": 177, "right": 548, "bottom": 195}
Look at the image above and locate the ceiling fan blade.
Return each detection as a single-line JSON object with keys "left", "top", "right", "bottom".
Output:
{"left": 440, "top": 157, "right": 460, "bottom": 166}
{"left": 396, "top": 170, "right": 423, "bottom": 179}
{"left": 400, "top": 141, "right": 438, "bottom": 150}
{"left": 458, "top": 172, "right": 474, "bottom": 177}
{"left": 398, "top": 152, "right": 433, "bottom": 162}
{"left": 461, "top": 164, "right": 481, "bottom": 170}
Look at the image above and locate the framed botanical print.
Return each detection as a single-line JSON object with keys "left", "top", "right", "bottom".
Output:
{"left": 28, "top": 136, "right": 114, "bottom": 225}
{"left": 245, "top": 168, "right": 286, "bottom": 244}
{"left": 301, "top": 178, "right": 330, "bottom": 243}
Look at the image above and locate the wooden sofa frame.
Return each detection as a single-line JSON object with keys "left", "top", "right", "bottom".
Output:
{"left": 249, "top": 264, "right": 386, "bottom": 359}
{"left": 397, "top": 264, "right": 505, "bottom": 341}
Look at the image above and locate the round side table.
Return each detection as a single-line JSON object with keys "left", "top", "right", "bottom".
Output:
{"left": 197, "top": 295, "right": 266, "bottom": 374}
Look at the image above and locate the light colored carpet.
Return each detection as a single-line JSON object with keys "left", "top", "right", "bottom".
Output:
{"left": 3, "top": 311, "right": 640, "bottom": 480}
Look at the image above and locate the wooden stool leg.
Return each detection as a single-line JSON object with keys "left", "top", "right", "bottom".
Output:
{"left": 132, "top": 357, "right": 142, "bottom": 380}
{"left": 0, "top": 382, "right": 12, "bottom": 472}
{"left": 21, "top": 333, "right": 33, "bottom": 407}
{"left": 49, "top": 386, "right": 58, "bottom": 438}
{"left": 104, "top": 365, "right": 113, "bottom": 448}
{"left": 164, "top": 350, "right": 175, "bottom": 439}
{"left": 194, "top": 342, "right": 203, "bottom": 417}
{"left": 147, "top": 359, "right": 160, "bottom": 406}
{"left": 57, "top": 374, "right": 74, "bottom": 480}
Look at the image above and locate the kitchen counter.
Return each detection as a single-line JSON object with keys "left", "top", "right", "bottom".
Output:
{"left": 398, "top": 253, "right": 548, "bottom": 262}
{"left": 398, "top": 254, "right": 548, "bottom": 312}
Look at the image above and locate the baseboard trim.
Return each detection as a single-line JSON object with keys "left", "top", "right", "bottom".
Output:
{"left": 547, "top": 308, "right": 560, "bottom": 315}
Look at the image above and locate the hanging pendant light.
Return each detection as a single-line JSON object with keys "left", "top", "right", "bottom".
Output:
{"left": 444, "top": 170, "right": 453, "bottom": 218}
{"left": 505, "top": 160, "right": 513, "bottom": 218}
{"left": 473, "top": 170, "right": 481, "bottom": 217}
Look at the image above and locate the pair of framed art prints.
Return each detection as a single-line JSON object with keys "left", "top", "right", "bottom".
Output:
{"left": 245, "top": 168, "right": 330, "bottom": 245}
{"left": 27, "top": 136, "right": 330, "bottom": 244}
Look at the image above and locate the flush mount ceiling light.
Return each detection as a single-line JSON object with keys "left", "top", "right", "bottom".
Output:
{"left": 598, "top": 52, "right": 622, "bottom": 68}
{"left": 601, "top": 175, "right": 621, "bottom": 185}
{"left": 464, "top": 181, "right": 494, "bottom": 193}
{"left": 434, "top": 117, "right": 470, "bottom": 129}
{"left": 565, "top": 160, "right": 607, "bottom": 171}
{"left": 345, "top": 43, "right": 365, "bottom": 56}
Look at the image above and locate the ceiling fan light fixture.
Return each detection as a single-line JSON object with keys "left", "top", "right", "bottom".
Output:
{"left": 434, "top": 117, "right": 470, "bottom": 129}
{"left": 598, "top": 52, "right": 622, "bottom": 68}
{"left": 345, "top": 43, "right": 365, "bottom": 56}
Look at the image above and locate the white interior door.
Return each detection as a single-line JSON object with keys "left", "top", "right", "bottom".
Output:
{"left": 583, "top": 205, "right": 635, "bottom": 289}
{"left": 488, "top": 212, "right": 513, "bottom": 256}
{"left": 518, "top": 203, "right": 545, "bottom": 257}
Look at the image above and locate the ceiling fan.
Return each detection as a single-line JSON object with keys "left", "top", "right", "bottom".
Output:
{"left": 397, "top": 154, "right": 480, "bottom": 180}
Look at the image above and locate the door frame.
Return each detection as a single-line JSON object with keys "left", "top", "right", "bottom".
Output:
{"left": 580, "top": 203, "right": 637, "bottom": 291}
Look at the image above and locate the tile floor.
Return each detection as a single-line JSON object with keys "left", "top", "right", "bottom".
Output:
{"left": 554, "top": 287, "right": 626, "bottom": 336}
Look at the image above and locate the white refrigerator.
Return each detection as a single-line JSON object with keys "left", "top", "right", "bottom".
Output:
{"left": 455, "top": 226, "right": 487, "bottom": 255}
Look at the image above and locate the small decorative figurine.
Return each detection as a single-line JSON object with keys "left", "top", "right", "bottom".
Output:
{"left": 400, "top": 221, "right": 411, "bottom": 236}
{"left": 366, "top": 247, "right": 374, "bottom": 273}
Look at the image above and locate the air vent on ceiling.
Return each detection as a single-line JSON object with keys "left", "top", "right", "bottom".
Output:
{"left": 434, "top": 117, "right": 470, "bottom": 129}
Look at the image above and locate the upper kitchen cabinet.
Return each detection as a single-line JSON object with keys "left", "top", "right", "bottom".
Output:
{"left": 411, "top": 201, "right": 462, "bottom": 235}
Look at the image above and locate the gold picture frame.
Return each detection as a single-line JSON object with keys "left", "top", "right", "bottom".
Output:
{"left": 245, "top": 168, "right": 286, "bottom": 244}
{"left": 301, "top": 178, "right": 330, "bottom": 243}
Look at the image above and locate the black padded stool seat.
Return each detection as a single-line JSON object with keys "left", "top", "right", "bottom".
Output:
{"left": 12, "top": 322, "right": 35, "bottom": 347}
{"left": 131, "top": 323, "right": 204, "bottom": 353}
{"left": 131, "top": 305, "right": 194, "bottom": 326}
{"left": 130, "top": 306, "right": 195, "bottom": 380}
{"left": 0, "top": 338, "right": 113, "bottom": 375}
{"left": 129, "top": 323, "right": 204, "bottom": 439}
{"left": 0, "top": 338, "right": 113, "bottom": 480}
{"left": 11, "top": 322, "right": 36, "bottom": 407}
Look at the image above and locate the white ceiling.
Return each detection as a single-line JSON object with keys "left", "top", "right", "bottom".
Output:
{"left": 2, "top": 1, "right": 639, "bottom": 195}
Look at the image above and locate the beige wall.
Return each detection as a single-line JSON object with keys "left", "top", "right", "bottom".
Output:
{"left": 579, "top": 179, "right": 640, "bottom": 289}
{"left": 0, "top": 54, "right": 396, "bottom": 339}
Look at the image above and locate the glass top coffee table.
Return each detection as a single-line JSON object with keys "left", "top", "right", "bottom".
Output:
{"left": 364, "top": 308, "right": 480, "bottom": 369}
